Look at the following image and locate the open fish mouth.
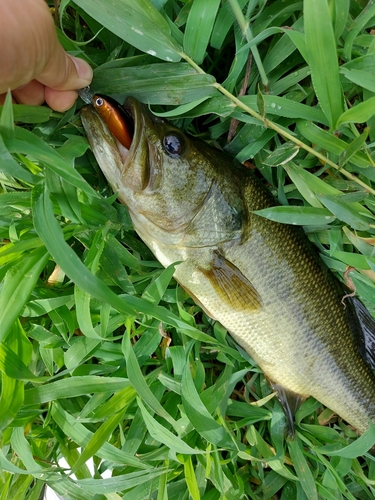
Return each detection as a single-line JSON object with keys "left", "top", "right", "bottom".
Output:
{"left": 80, "top": 96, "right": 141, "bottom": 164}
{"left": 80, "top": 95, "right": 157, "bottom": 195}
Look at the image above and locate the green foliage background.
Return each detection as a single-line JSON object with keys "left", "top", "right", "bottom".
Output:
{"left": 2, "top": 0, "right": 375, "bottom": 498}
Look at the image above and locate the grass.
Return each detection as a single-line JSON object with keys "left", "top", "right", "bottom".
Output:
{"left": 1, "top": 0, "right": 375, "bottom": 498}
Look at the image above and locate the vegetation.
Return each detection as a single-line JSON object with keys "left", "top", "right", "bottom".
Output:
{"left": 2, "top": 0, "right": 375, "bottom": 498}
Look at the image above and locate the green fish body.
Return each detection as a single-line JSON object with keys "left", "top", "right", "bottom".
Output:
{"left": 81, "top": 97, "right": 375, "bottom": 433}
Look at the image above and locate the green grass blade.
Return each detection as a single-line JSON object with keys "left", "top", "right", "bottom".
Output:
{"left": 211, "top": 0, "right": 247, "bottom": 49}
{"left": 123, "top": 332, "right": 178, "bottom": 427}
{"left": 46, "top": 168, "right": 83, "bottom": 224}
{"left": 263, "top": 143, "right": 300, "bottom": 166}
{"left": 0, "top": 372, "right": 23, "bottom": 431}
{"left": 0, "top": 132, "right": 39, "bottom": 184}
{"left": 63, "top": 337, "right": 101, "bottom": 370}
{"left": 343, "top": 0, "right": 375, "bottom": 61}
{"left": 11, "top": 427, "right": 45, "bottom": 477}
{"left": 317, "top": 194, "right": 375, "bottom": 231}
{"left": 296, "top": 120, "right": 369, "bottom": 168}
{"left": 0, "top": 343, "right": 46, "bottom": 381}
{"left": 71, "top": 409, "right": 126, "bottom": 474}
{"left": 330, "top": 250, "right": 375, "bottom": 271}
{"left": 333, "top": 0, "right": 350, "bottom": 41}
{"left": 156, "top": 465, "right": 169, "bottom": 500}
{"left": 288, "top": 437, "right": 318, "bottom": 500}
{"left": 1, "top": 104, "right": 53, "bottom": 123}
{"left": 0, "top": 91, "right": 15, "bottom": 141}
{"left": 75, "top": 469, "right": 169, "bottom": 494}
{"left": 91, "top": 386, "right": 137, "bottom": 420}
{"left": 181, "top": 359, "right": 235, "bottom": 448}
{"left": 74, "top": 0, "right": 182, "bottom": 61}
{"left": 51, "top": 402, "right": 149, "bottom": 469}
{"left": 336, "top": 97, "right": 375, "bottom": 127}
{"left": 254, "top": 206, "right": 336, "bottom": 226}
{"left": 100, "top": 245, "right": 136, "bottom": 294}
{"left": 7, "top": 128, "right": 98, "bottom": 198}
{"left": 46, "top": 480, "right": 93, "bottom": 500}
{"left": 340, "top": 66, "right": 375, "bottom": 93}
{"left": 313, "top": 422, "right": 375, "bottom": 458}
{"left": 339, "top": 128, "right": 369, "bottom": 169}
{"left": 228, "top": 0, "right": 268, "bottom": 87}
{"left": 184, "top": 0, "right": 221, "bottom": 65}
{"left": 141, "top": 263, "right": 176, "bottom": 305}
{"left": 94, "top": 63, "right": 216, "bottom": 105}
{"left": 304, "top": 0, "right": 344, "bottom": 129}
{"left": 24, "top": 376, "right": 131, "bottom": 405}
{"left": 0, "top": 247, "right": 49, "bottom": 343}
{"left": 0, "top": 447, "right": 41, "bottom": 475}
{"left": 137, "top": 398, "right": 202, "bottom": 455}
{"left": 183, "top": 456, "right": 201, "bottom": 500}
{"left": 1, "top": 324, "right": 48, "bottom": 426}
{"left": 74, "top": 287, "right": 103, "bottom": 339}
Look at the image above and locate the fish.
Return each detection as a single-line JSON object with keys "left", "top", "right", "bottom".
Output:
{"left": 81, "top": 95, "right": 375, "bottom": 434}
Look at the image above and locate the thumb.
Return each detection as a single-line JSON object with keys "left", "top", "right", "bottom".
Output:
{"left": 37, "top": 44, "right": 93, "bottom": 91}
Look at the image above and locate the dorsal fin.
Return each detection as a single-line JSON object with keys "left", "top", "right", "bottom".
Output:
{"left": 346, "top": 296, "right": 375, "bottom": 370}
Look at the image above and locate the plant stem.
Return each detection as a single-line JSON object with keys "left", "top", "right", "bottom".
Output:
{"left": 227, "top": 0, "right": 268, "bottom": 88}
{"left": 181, "top": 52, "right": 375, "bottom": 196}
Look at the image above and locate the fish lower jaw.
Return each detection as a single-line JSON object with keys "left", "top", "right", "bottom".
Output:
{"left": 116, "top": 140, "right": 129, "bottom": 162}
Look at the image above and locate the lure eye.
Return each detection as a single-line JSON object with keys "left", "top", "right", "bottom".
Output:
{"left": 163, "top": 134, "right": 182, "bottom": 158}
{"left": 95, "top": 97, "right": 104, "bottom": 107}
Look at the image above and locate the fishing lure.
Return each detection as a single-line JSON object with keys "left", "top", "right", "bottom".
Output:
{"left": 93, "top": 94, "right": 133, "bottom": 149}
{"left": 77, "top": 87, "right": 133, "bottom": 149}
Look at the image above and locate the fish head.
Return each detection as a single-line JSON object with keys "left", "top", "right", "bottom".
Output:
{"left": 81, "top": 97, "right": 245, "bottom": 247}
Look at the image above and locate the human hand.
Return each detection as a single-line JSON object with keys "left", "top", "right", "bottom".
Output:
{"left": 0, "top": 0, "right": 93, "bottom": 112}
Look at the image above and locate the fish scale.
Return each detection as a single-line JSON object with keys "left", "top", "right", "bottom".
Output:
{"left": 81, "top": 95, "right": 375, "bottom": 434}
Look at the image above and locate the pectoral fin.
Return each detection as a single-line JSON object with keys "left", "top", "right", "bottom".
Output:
{"left": 200, "top": 250, "right": 262, "bottom": 311}
{"left": 268, "top": 380, "right": 306, "bottom": 437}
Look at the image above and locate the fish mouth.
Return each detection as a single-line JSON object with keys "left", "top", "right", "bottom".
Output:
{"left": 81, "top": 96, "right": 144, "bottom": 165}
{"left": 113, "top": 97, "right": 138, "bottom": 163}
{"left": 81, "top": 96, "right": 154, "bottom": 193}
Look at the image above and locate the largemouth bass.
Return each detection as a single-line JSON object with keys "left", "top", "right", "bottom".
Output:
{"left": 81, "top": 96, "right": 375, "bottom": 434}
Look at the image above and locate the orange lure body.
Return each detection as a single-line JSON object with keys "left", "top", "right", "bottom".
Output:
{"left": 93, "top": 94, "right": 133, "bottom": 149}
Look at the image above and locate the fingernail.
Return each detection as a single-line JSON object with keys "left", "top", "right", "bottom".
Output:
{"left": 70, "top": 56, "right": 93, "bottom": 85}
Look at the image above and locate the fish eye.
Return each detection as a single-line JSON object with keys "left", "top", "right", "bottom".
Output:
{"left": 163, "top": 134, "right": 182, "bottom": 158}
{"left": 95, "top": 97, "right": 104, "bottom": 107}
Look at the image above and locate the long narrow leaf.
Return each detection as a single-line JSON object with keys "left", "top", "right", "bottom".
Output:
{"left": 137, "top": 398, "right": 202, "bottom": 455}
{"left": 51, "top": 402, "right": 148, "bottom": 469}
{"left": 0, "top": 247, "right": 49, "bottom": 343}
{"left": 7, "top": 128, "right": 98, "bottom": 198}
{"left": 76, "top": 469, "right": 170, "bottom": 494}
{"left": 304, "top": 0, "right": 344, "bottom": 128}
{"left": 93, "top": 63, "right": 216, "bottom": 104}
{"left": 313, "top": 422, "right": 375, "bottom": 458}
{"left": 24, "top": 376, "right": 131, "bottom": 405}
{"left": 336, "top": 97, "right": 375, "bottom": 127}
{"left": 288, "top": 437, "right": 318, "bottom": 500}
{"left": 123, "top": 332, "right": 178, "bottom": 427}
{"left": 181, "top": 360, "right": 235, "bottom": 448}
{"left": 184, "top": 0, "right": 221, "bottom": 64}
{"left": 254, "top": 206, "right": 336, "bottom": 225}
{"left": 74, "top": 0, "right": 182, "bottom": 61}
{"left": 0, "top": 343, "right": 46, "bottom": 381}
{"left": 71, "top": 409, "right": 126, "bottom": 474}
